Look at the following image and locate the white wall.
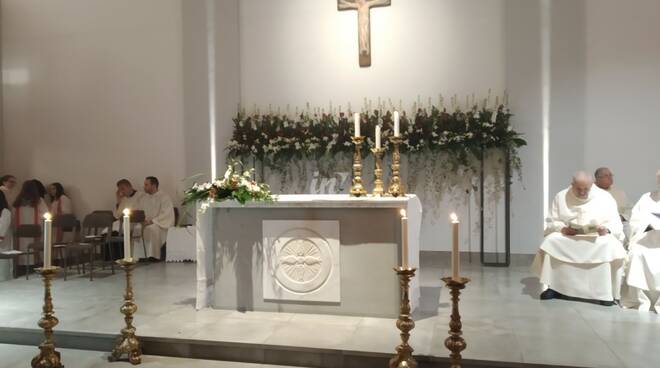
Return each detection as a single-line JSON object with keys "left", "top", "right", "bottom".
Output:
{"left": 584, "top": 0, "right": 660, "bottom": 201}
{"left": 505, "top": 0, "right": 544, "bottom": 253}
{"left": 239, "top": 0, "right": 506, "bottom": 109}
{"left": 1, "top": 0, "right": 186, "bottom": 218}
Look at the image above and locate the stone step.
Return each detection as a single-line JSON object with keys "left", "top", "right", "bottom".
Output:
{"left": 0, "top": 343, "right": 302, "bottom": 368}
{"left": 0, "top": 327, "right": 581, "bottom": 368}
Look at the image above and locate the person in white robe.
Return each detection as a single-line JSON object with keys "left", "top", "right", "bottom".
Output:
{"left": 531, "top": 171, "right": 626, "bottom": 305}
{"left": 595, "top": 167, "right": 631, "bottom": 222}
{"left": 0, "top": 191, "right": 13, "bottom": 281}
{"left": 12, "top": 181, "right": 49, "bottom": 266}
{"left": 621, "top": 169, "right": 660, "bottom": 311}
{"left": 114, "top": 179, "right": 146, "bottom": 219}
{"left": 0, "top": 174, "right": 18, "bottom": 209}
{"left": 47, "top": 183, "right": 73, "bottom": 243}
{"left": 141, "top": 176, "right": 174, "bottom": 261}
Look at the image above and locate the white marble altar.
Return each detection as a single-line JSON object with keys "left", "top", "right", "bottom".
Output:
{"left": 196, "top": 194, "right": 422, "bottom": 317}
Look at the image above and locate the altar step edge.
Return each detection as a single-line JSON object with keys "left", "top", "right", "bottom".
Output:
{"left": 0, "top": 327, "right": 582, "bottom": 368}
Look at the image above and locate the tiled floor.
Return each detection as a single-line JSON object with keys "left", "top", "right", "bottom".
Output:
{"left": 0, "top": 343, "right": 303, "bottom": 368}
{"left": 1, "top": 254, "right": 659, "bottom": 368}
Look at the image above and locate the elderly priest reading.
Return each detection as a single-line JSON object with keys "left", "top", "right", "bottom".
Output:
{"left": 622, "top": 169, "right": 660, "bottom": 311}
{"left": 531, "top": 171, "right": 626, "bottom": 305}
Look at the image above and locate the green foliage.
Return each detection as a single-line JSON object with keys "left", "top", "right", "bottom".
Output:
{"left": 226, "top": 105, "right": 526, "bottom": 175}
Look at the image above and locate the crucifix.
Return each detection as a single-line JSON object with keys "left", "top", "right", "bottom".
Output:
{"left": 338, "top": 0, "right": 391, "bottom": 67}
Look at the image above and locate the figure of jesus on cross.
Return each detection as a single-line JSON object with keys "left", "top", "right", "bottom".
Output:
{"left": 338, "top": 0, "right": 391, "bottom": 67}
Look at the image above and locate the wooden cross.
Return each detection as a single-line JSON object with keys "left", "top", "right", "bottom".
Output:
{"left": 338, "top": 0, "right": 391, "bottom": 67}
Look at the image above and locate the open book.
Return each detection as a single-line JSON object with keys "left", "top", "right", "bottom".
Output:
{"left": 568, "top": 221, "right": 600, "bottom": 235}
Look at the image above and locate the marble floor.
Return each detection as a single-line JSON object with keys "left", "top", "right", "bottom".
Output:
{"left": 1, "top": 254, "right": 659, "bottom": 368}
{"left": 0, "top": 343, "right": 303, "bottom": 368}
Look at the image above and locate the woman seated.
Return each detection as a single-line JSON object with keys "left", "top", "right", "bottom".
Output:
{"left": 48, "top": 182, "right": 74, "bottom": 242}
{"left": 13, "top": 180, "right": 48, "bottom": 264}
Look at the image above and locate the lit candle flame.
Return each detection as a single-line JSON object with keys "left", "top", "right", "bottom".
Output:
{"left": 450, "top": 212, "right": 459, "bottom": 223}
{"left": 122, "top": 208, "right": 131, "bottom": 216}
{"left": 400, "top": 209, "right": 407, "bottom": 217}
{"left": 43, "top": 212, "right": 52, "bottom": 221}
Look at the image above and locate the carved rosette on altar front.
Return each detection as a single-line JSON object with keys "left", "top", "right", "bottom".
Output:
{"left": 263, "top": 221, "right": 340, "bottom": 303}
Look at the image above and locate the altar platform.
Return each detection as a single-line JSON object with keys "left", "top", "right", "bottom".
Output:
{"left": 1, "top": 253, "right": 658, "bottom": 368}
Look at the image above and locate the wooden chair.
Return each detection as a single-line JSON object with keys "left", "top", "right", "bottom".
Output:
{"left": 13, "top": 224, "right": 42, "bottom": 280}
{"left": 71, "top": 211, "right": 114, "bottom": 281}
{"left": 52, "top": 214, "right": 80, "bottom": 280}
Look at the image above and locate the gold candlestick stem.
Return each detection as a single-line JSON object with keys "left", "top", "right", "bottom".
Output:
{"left": 350, "top": 136, "right": 367, "bottom": 197}
{"left": 32, "top": 267, "right": 63, "bottom": 368}
{"left": 387, "top": 136, "right": 405, "bottom": 197}
{"left": 441, "top": 276, "right": 470, "bottom": 368}
{"left": 109, "top": 258, "right": 142, "bottom": 365}
{"left": 372, "top": 147, "right": 385, "bottom": 196}
{"left": 389, "top": 267, "right": 418, "bottom": 368}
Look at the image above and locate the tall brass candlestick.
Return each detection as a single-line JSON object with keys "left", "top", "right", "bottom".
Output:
{"left": 441, "top": 276, "right": 470, "bottom": 368}
{"left": 350, "top": 136, "right": 367, "bottom": 197}
{"left": 31, "top": 267, "right": 63, "bottom": 368}
{"left": 371, "top": 147, "right": 385, "bottom": 196}
{"left": 109, "top": 259, "right": 142, "bottom": 365}
{"left": 390, "top": 267, "right": 418, "bottom": 368}
{"left": 387, "top": 136, "right": 405, "bottom": 197}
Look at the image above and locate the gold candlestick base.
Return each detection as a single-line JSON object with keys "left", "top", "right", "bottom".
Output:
{"left": 350, "top": 136, "right": 367, "bottom": 197}
{"left": 109, "top": 259, "right": 142, "bottom": 365}
{"left": 441, "top": 276, "right": 470, "bottom": 368}
{"left": 32, "top": 267, "right": 63, "bottom": 368}
{"left": 389, "top": 267, "right": 418, "bottom": 368}
{"left": 371, "top": 147, "right": 385, "bottom": 196}
{"left": 387, "top": 136, "right": 406, "bottom": 197}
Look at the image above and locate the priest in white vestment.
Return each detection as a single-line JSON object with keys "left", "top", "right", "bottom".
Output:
{"left": 141, "top": 176, "right": 175, "bottom": 261}
{"left": 595, "top": 167, "right": 631, "bottom": 221}
{"left": 114, "top": 179, "right": 146, "bottom": 219}
{"left": 531, "top": 172, "right": 626, "bottom": 305}
{"left": 621, "top": 170, "right": 660, "bottom": 311}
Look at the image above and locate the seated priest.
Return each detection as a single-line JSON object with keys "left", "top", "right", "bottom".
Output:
{"left": 531, "top": 171, "right": 626, "bottom": 305}
{"left": 114, "top": 179, "right": 146, "bottom": 219}
{"left": 595, "top": 167, "right": 631, "bottom": 222}
{"left": 621, "top": 169, "right": 660, "bottom": 311}
{"left": 142, "top": 176, "right": 175, "bottom": 262}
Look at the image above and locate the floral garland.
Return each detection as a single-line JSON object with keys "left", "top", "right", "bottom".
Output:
{"left": 226, "top": 104, "right": 526, "bottom": 176}
{"left": 183, "top": 162, "right": 274, "bottom": 207}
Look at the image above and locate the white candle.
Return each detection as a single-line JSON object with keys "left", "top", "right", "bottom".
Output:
{"left": 354, "top": 112, "right": 360, "bottom": 137}
{"left": 375, "top": 125, "right": 381, "bottom": 149}
{"left": 393, "top": 111, "right": 400, "bottom": 137}
{"left": 43, "top": 213, "right": 52, "bottom": 268}
{"left": 450, "top": 213, "right": 460, "bottom": 280}
{"left": 122, "top": 208, "right": 131, "bottom": 260}
{"left": 400, "top": 209, "right": 409, "bottom": 268}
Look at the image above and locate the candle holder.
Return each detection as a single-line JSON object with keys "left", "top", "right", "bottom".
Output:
{"left": 109, "top": 258, "right": 142, "bottom": 365}
{"left": 31, "top": 267, "right": 63, "bottom": 368}
{"left": 389, "top": 267, "right": 418, "bottom": 368}
{"left": 441, "top": 276, "right": 470, "bottom": 368}
{"left": 371, "top": 147, "right": 385, "bottom": 196}
{"left": 350, "top": 136, "right": 367, "bottom": 197}
{"left": 387, "top": 136, "right": 406, "bottom": 197}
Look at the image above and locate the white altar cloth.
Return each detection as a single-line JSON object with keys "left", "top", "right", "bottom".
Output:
{"left": 195, "top": 194, "right": 422, "bottom": 316}
{"left": 165, "top": 226, "right": 196, "bottom": 262}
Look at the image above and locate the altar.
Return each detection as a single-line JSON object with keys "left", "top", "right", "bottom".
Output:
{"left": 195, "top": 194, "right": 422, "bottom": 317}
